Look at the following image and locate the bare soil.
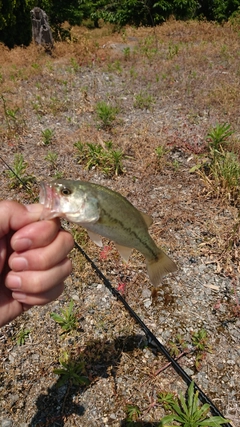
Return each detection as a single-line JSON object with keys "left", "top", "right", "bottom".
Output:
{"left": 0, "top": 20, "right": 239, "bottom": 427}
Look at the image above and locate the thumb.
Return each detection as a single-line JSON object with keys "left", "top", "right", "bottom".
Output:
{"left": 0, "top": 201, "right": 44, "bottom": 239}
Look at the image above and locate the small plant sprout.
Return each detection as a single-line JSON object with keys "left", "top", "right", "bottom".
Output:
{"left": 191, "top": 328, "right": 212, "bottom": 371}
{"left": 191, "top": 329, "right": 211, "bottom": 352}
{"left": 53, "top": 351, "right": 90, "bottom": 388}
{"left": 207, "top": 123, "right": 234, "bottom": 158}
{"left": 74, "top": 140, "right": 124, "bottom": 176}
{"left": 190, "top": 122, "right": 240, "bottom": 204}
{"left": 6, "top": 153, "right": 35, "bottom": 189}
{"left": 139, "top": 35, "right": 158, "bottom": 59}
{"left": 157, "top": 391, "right": 177, "bottom": 410}
{"left": 168, "top": 41, "right": 179, "bottom": 59}
{"left": 15, "top": 328, "right": 31, "bottom": 346}
{"left": 70, "top": 57, "right": 80, "bottom": 72}
{"left": 172, "top": 159, "right": 180, "bottom": 171}
{"left": 134, "top": 91, "right": 154, "bottom": 110}
{"left": 41, "top": 128, "right": 54, "bottom": 145}
{"left": 168, "top": 333, "right": 189, "bottom": 357}
{"left": 155, "top": 145, "right": 168, "bottom": 171}
{"left": 125, "top": 404, "right": 141, "bottom": 423}
{"left": 123, "top": 46, "right": 131, "bottom": 59}
{"left": 1, "top": 95, "right": 24, "bottom": 133}
{"left": 50, "top": 300, "right": 78, "bottom": 334}
{"left": 155, "top": 145, "right": 167, "bottom": 159}
{"left": 95, "top": 101, "right": 119, "bottom": 128}
{"left": 107, "top": 60, "right": 122, "bottom": 74}
{"left": 159, "top": 381, "right": 230, "bottom": 427}
{"left": 44, "top": 151, "right": 58, "bottom": 168}
{"left": 53, "top": 170, "right": 64, "bottom": 179}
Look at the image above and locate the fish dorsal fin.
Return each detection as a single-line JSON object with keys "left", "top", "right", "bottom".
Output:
{"left": 115, "top": 243, "right": 132, "bottom": 263}
{"left": 87, "top": 230, "right": 103, "bottom": 247}
{"left": 140, "top": 211, "right": 153, "bottom": 228}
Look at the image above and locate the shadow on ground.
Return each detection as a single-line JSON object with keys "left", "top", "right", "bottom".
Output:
{"left": 29, "top": 334, "right": 163, "bottom": 426}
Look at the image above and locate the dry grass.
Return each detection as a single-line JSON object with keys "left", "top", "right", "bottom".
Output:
{"left": 0, "top": 19, "right": 239, "bottom": 427}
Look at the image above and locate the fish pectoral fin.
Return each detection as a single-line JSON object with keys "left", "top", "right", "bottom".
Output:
{"left": 147, "top": 250, "right": 177, "bottom": 287}
{"left": 115, "top": 244, "right": 132, "bottom": 263}
{"left": 140, "top": 211, "right": 153, "bottom": 228}
{"left": 87, "top": 230, "right": 103, "bottom": 247}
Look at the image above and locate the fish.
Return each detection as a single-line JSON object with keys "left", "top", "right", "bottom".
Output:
{"left": 39, "top": 179, "right": 177, "bottom": 287}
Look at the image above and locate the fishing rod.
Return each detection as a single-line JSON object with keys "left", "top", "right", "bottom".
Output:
{"left": 74, "top": 240, "right": 232, "bottom": 425}
{"left": 0, "top": 155, "right": 232, "bottom": 427}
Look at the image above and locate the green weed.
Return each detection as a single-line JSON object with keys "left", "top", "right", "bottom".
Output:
{"left": 212, "top": 151, "right": 240, "bottom": 194}
{"left": 53, "top": 351, "right": 90, "bottom": 388}
{"left": 157, "top": 391, "right": 177, "bottom": 410}
{"left": 70, "top": 57, "right": 80, "bottom": 72}
{"left": 139, "top": 35, "right": 158, "bottom": 59}
{"left": 1, "top": 95, "right": 24, "bottom": 133}
{"left": 6, "top": 153, "right": 35, "bottom": 189}
{"left": 155, "top": 145, "right": 167, "bottom": 159}
{"left": 31, "top": 62, "right": 40, "bottom": 70}
{"left": 159, "top": 381, "right": 230, "bottom": 427}
{"left": 172, "top": 159, "right": 180, "bottom": 171}
{"left": 129, "top": 66, "right": 138, "bottom": 79}
{"left": 15, "top": 328, "right": 30, "bottom": 346}
{"left": 155, "top": 145, "right": 168, "bottom": 170}
{"left": 123, "top": 46, "right": 131, "bottom": 60}
{"left": 107, "top": 60, "right": 123, "bottom": 73}
{"left": 44, "top": 151, "right": 58, "bottom": 168}
{"left": 52, "top": 170, "right": 64, "bottom": 179}
{"left": 207, "top": 122, "right": 234, "bottom": 161}
{"left": 191, "top": 328, "right": 212, "bottom": 371}
{"left": 85, "top": 142, "right": 104, "bottom": 169}
{"left": 134, "top": 91, "right": 154, "bottom": 110}
{"left": 41, "top": 128, "right": 54, "bottom": 145}
{"left": 168, "top": 329, "right": 212, "bottom": 371}
{"left": 206, "top": 123, "right": 240, "bottom": 202}
{"left": 74, "top": 140, "right": 124, "bottom": 176}
{"left": 50, "top": 300, "right": 78, "bottom": 334}
{"left": 95, "top": 101, "right": 119, "bottom": 128}
{"left": 124, "top": 404, "right": 141, "bottom": 424}
{"left": 168, "top": 333, "right": 189, "bottom": 358}
{"left": 168, "top": 42, "right": 179, "bottom": 59}
{"left": 190, "top": 123, "right": 240, "bottom": 204}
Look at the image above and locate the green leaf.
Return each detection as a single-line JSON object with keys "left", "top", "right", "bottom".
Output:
{"left": 159, "top": 414, "right": 177, "bottom": 425}
{"left": 199, "top": 416, "right": 231, "bottom": 426}
{"left": 192, "top": 403, "right": 210, "bottom": 421}
{"left": 189, "top": 163, "right": 202, "bottom": 173}
{"left": 50, "top": 313, "right": 65, "bottom": 323}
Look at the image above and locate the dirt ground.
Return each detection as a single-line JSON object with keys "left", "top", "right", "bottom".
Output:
{"left": 0, "top": 20, "right": 239, "bottom": 426}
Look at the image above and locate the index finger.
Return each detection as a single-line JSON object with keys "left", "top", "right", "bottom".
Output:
{"left": 11, "top": 217, "right": 61, "bottom": 252}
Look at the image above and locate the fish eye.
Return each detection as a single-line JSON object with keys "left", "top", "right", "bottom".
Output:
{"left": 61, "top": 187, "right": 72, "bottom": 196}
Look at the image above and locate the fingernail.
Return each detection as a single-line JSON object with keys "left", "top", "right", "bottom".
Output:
{"left": 11, "top": 257, "right": 28, "bottom": 271}
{"left": 7, "top": 274, "right": 22, "bottom": 289}
{"left": 13, "top": 238, "right": 32, "bottom": 252}
{"left": 12, "top": 292, "right": 26, "bottom": 301}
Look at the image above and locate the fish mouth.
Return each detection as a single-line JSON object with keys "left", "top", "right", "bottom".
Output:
{"left": 39, "top": 182, "right": 54, "bottom": 208}
{"left": 39, "top": 182, "right": 61, "bottom": 220}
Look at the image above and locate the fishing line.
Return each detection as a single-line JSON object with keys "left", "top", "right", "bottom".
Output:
{"left": 0, "top": 156, "right": 232, "bottom": 427}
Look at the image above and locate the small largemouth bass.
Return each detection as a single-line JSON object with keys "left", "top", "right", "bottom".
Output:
{"left": 39, "top": 179, "right": 177, "bottom": 287}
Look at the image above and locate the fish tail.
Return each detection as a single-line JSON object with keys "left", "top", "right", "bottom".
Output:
{"left": 146, "top": 250, "right": 177, "bottom": 287}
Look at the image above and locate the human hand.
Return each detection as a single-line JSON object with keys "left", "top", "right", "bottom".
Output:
{"left": 0, "top": 201, "right": 74, "bottom": 327}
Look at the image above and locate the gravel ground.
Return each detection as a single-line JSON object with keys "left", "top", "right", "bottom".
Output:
{"left": 0, "top": 21, "right": 239, "bottom": 426}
